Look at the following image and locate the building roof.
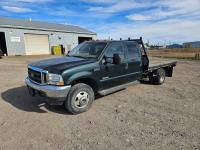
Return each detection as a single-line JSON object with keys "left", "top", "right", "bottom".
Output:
{"left": 166, "top": 44, "right": 182, "bottom": 48}
{"left": 183, "top": 41, "right": 200, "bottom": 44}
{"left": 0, "top": 17, "right": 96, "bottom": 35}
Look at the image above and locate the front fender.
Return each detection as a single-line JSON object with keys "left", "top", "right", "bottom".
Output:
{"left": 65, "top": 71, "right": 93, "bottom": 85}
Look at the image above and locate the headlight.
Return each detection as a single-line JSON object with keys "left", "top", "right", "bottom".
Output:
{"left": 46, "top": 73, "right": 64, "bottom": 86}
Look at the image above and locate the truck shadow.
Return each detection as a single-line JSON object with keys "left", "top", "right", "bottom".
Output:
{"left": 139, "top": 80, "right": 153, "bottom": 85}
{"left": 1, "top": 86, "right": 70, "bottom": 115}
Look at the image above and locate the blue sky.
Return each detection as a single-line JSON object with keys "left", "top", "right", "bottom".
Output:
{"left": 0, "top": 0, "right": 200, "bottom": 45}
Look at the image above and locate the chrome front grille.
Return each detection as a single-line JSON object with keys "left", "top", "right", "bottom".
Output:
{"left": 28, "top": 66, "right": 48, "bottom": 84}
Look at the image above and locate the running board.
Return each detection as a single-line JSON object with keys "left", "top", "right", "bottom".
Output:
{"left": 98, "top": 81, "right": 139, "bottom": 96}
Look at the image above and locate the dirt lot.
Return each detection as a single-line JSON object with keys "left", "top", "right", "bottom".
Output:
{"left": 0, "top": 56, "right": 200, "bottom": 150}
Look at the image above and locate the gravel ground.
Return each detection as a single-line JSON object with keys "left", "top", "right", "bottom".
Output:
{"left": 0, "top": 56, "right": 200, "bottom": 150}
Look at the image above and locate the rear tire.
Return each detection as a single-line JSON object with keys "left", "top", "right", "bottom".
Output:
{"left": 151, "top": 68, "right": 166, "bottom": 85}
{"left": 65, "top": 83, "right": 94, "bottom": 114}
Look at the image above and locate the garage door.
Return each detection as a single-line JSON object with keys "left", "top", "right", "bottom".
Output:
{"left": 24, "top": 34, "right": 50, "bottom": 55}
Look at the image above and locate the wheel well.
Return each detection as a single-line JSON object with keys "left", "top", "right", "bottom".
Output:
{"left": 71, "top": 78, "right": 98, "bottom": 93}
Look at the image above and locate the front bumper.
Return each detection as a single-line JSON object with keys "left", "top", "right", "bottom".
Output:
{"left": 25, "top": 77, "right": 71, "bottom": 103}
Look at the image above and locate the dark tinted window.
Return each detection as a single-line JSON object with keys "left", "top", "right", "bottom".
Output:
{"left": 125, "top": 42, "right": 141, "bottom": 61}
{"left": 105, "top": 42, "right": 125, "bottom": 61}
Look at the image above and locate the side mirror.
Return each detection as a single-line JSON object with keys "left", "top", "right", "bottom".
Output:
{"left": 113, "top": 53, "right": 121, "bottom": 64}
{"left": 102, "top": 56, "right": 111, "bottom": 64}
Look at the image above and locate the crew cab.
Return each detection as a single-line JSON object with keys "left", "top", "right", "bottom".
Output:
{"left": 26, "top": 37, "right": 177, "bottom": 114}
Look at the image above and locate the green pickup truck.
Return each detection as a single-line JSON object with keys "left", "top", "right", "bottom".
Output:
{"left": 26, "top": 37, "right": 177, "bottom": 114}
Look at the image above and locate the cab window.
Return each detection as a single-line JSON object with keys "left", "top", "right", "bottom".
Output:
{"left": 125, "top": 41, "right": 141, "bottom": 61}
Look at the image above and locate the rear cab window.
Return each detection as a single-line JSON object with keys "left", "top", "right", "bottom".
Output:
{"left": 124, "top": 41, "right": 141, "bottom": 61}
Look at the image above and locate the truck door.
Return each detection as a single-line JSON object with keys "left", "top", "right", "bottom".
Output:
{"left": 123, "top": 41, "right": 142, "bottom": 82}
{"left": 100, "top": 42, "right": 128, "bottom": 89}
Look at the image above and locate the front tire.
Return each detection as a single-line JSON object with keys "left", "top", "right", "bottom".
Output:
{"left": 65, "top": 83, "right": 94, "bottom": 114}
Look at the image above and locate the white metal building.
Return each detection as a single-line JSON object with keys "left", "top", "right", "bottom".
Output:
{"left": 0, "top": 17, "right": 97, "bottom": 56}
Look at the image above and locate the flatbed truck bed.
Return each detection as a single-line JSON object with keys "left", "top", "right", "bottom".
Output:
{"left": 148, "top": 57, "right": 177, "bottom": 70}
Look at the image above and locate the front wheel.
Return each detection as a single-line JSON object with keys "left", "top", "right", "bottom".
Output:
{"left": 65, "top": 83, "right": 94, "bottom": 114}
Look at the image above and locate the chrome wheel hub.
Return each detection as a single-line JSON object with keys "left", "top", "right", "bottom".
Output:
{"left": 74, "top": 91, "right": 89, "bottom": 108}
{"left": 160, "top": 75, "right": 165, "bottom": 83}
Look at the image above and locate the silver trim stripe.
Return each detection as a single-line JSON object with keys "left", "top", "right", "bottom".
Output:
{"left": 100, "top": 71, "right": 141, "bottom": 82}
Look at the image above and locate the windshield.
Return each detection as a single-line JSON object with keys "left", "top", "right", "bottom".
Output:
{"left": 68, "top": 42, "right": 107, "bottom": 58}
